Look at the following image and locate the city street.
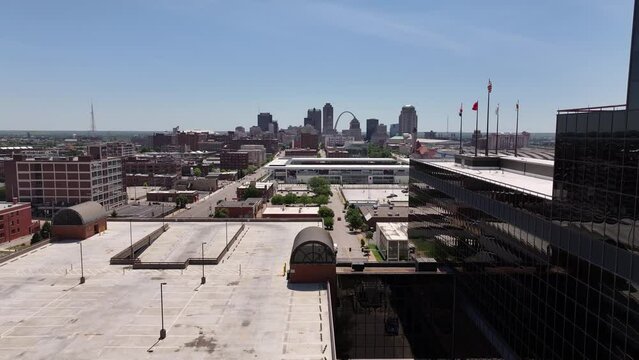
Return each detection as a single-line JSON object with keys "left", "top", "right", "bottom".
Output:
{"left": 171, "top": 167, "right": 269, "bottom": 218}
{"left": 326, "top": 185, "right": 369, "bottom": 263}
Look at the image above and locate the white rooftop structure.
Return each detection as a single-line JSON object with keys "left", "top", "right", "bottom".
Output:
{"left": 262, "top": 206, "right": 320, "bottom": 216}
{"left": 424, "top": 160, "right": 553, "bottom": 199}
{"left": 378, "top": 222, "right": 408, "bottom": 242}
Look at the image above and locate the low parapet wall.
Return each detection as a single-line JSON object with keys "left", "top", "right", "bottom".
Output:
{"left": 110, "top": 224, "right": 169, "bottom": 265}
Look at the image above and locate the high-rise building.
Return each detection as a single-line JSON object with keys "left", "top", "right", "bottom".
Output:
{"left": 365, "top": 118, "right": 379, "bottom": 141}
{"left": 257, "top": 112, "right": 273, "bottom": 133}
{"left": 307, "top": 108, "right": 322, "bottom": 134}
{"left": 399, "top": 105, "right": 418, "bottom": 134}
{"left": 407, "top": 4, "right": 639, "bottom": 358}
{"left": 323, "top": 103, "right": 334, "bottom": 134}
{"left": 389, "top": 123, "right": 400, "bottom": 137}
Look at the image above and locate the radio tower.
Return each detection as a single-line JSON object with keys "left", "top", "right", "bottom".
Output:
{"left": 90, "top": 101, "right": 96, "bottom": 134}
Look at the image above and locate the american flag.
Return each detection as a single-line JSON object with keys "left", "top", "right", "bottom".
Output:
{"left": 487, "top": 79, "right": 492, "bottom": 93}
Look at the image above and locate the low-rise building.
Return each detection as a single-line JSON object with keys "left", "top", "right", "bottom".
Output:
{"left": 359, "top": 204, "right": 409, "bottom": 227}
{"left": 0, "top": 201, "right": 40, "bottom": 244}
{"left": 236, "top": 181, "right": 276, "bottom": 200}
{"left": 146, "top": 190, "right": 199, "bottom": 204}
{"left": 175, "top": 176, "right": 218, "bottom": 192}
{"left": 262, "top": 206, "right": 320, "bottom": 219}
{"left": 239, "top": 144, "right": 266, "bottom": 166}
{"left": 215, "top": 198, "right": 263, "bottom": 218}
{"left": 87, "top": 142, "right": 135, "bottom": 159}
{"left": 284, "top": 149, "right": 317, "bottom": 157}
{"left": 373, "top": 222, "right": 409, "bottom": 261}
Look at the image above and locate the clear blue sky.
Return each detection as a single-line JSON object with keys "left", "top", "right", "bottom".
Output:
{"left": 0, "top": 0, "right": 633, "bottom": 133}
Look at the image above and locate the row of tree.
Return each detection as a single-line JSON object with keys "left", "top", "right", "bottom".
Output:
{"left": 270, "top": 193, "right": 329, "bottom": 205}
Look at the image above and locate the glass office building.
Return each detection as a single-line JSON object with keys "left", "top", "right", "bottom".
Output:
{"left": 408, "top": 2, "right": 639, "bottom": 357}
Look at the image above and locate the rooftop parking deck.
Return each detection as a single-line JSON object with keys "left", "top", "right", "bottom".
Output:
{"left": 0, "top": 221, "right": 333, "bottom": 359}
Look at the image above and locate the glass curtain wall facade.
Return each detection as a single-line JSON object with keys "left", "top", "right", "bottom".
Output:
{"left": 409, "top": 108, "right": 639, "bottom": 359}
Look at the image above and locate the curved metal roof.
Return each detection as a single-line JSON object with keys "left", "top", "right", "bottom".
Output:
{"left": 53, "top": 201, "right": 107, "bottom": 226}
{"left": 291, "top": 226, "right": 335, "bottom": 264}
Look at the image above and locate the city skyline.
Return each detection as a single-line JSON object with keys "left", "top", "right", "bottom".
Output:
{"left": 0, "top": 0, "right": 633, "bottom": 132}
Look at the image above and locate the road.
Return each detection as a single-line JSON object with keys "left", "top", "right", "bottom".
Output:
{"left": 171, "top": 167, "right": 270, "bottom": 218}
{"left": 327, "top": 185, "right": 369, "bottom": 263}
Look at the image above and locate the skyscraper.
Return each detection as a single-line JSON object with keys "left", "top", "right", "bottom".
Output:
{"left": 257, "top": 112, "right": 273, "bottom": 132}
{"left": 365, "top": 118, "right": 379, "bottom": 141}
{"left": 323, "top": 103, "right": 334, "bottom": 134}
{"left": 408, "top": 3, "right": 639, "bottom": 358}
{"left": 307, "top": 108, "right": 322, "bottom": 133}
{"left": 399, "top": 105, "right": 418, "bottom": 134}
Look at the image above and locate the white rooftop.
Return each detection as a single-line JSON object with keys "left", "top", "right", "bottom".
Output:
{"left": 501, "top": 155, "right": 554, "bottom": 166}
{"left": 377, "top": 222, "right": 408, "bottom": 241}
{"left": 0, "top": 202, "right": 28, "bottom": 211}
{"left": 262, "top": 206, "right": 320, "bottom": 215}
{"left": 427, "top": 161, "right": 553, "bottom": 199}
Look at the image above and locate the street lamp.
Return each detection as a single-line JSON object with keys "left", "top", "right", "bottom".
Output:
{"left": 201, "top": 242, "right": 207, "bottom": 285}
{"left": 159, "top": 282, "right": 167, "bottom": 340}
{"left": 79, "top": 241, "right": 85, "bottom": 284}
{"left": 225, "top": 222, "right": 228, "bottom": 249}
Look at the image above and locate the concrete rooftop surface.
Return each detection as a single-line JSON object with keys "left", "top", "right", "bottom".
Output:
{"left": 0, "top": 221, "right": 333, "bottom": 360}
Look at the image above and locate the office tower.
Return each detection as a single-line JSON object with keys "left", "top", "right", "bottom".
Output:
{"left": 370, "top": 123, "right": 388, "bottom": 145}
{"left": 323, "top": 103, "right": 334, "bottom": 134}
{"left": 389, "top": 123, "right": 400, "bottom": 137}
{"left": 366, "top": 118, "right": 379, "bottom": 141}
{"left": 399, "top": 105, "right": 418, "bottom": 134}
{"left": 306, "top": 108, "right": 322, "bottom": 133}
{"left": 257, "top": 112, "right": 273, "bottom": 132}
{"left": 408, "top": 3, "right": 639, "bottom": 358}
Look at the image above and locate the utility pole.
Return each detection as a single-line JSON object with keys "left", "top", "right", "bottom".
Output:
{"left": 201, "top": 242, "right": 207, "bottom": 285}
{"left": 159, "top": 282, "right": 167, "bottom": 340}
{"left": 79, "top": 241, "right": 85, "bottom": 284}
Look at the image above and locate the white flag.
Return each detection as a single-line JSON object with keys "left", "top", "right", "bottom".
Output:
{"left": 495, "top": 104, "right": 500, "bottom": 116}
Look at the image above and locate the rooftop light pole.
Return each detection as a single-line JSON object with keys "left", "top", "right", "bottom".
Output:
{"left": 78, "top": 241, "right": 85, "bottom": 284}
{"left": 129, "top": 220, "right": 134, "bottom": 262}
{"left": 159, "top": 282, "right": 167, "bottom": 340}
{"left": 201, "top": 242, "right": 207, "bottom": 285}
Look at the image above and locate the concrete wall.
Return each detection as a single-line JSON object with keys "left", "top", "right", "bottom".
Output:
{"left": 289, "top": 263, "right": 336, "bottom": 284}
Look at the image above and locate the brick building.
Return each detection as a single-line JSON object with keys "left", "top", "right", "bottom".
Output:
{"left": 4, "top": 154, "right": 126, "bottom": 215}
{"left": 284, "top": 149, "right": 317, "bottom": 157}
{"left": 215, "top": 198, "right": 263, "bottom": 218}
{"left": 123, "top": 156, "right": 181, "bottom": 188}
{"left": 87, "top": 142, "right": 135, "bottom": 159}
{"left": 220, "top": 151, "right": 249, "bottom": 170}
{"left": 236, "top": 181, "right": 276, "bottom": 200}
{"left": 146, "top": 190, "right": 199, "bottom": 204}
{"left": 0, "top": 202, "right": 40, "bottom": 244}
{"left": 300, "top": 133, "right": 319, "bottom": 149}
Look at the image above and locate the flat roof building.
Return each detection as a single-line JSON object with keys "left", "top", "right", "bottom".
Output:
{"left": 0, "top": 201, "right": 39, "bottom": 244}
{"left": 373, "top": 222, "right": 409, "bottom": 261}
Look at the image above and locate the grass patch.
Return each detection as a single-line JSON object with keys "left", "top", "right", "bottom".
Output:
{"left": 368, "top": 244, "right": 384, "bottom": 261}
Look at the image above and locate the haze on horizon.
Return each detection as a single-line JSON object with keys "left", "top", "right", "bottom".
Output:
{"left": 0, "top": 0, "right": 633, "bottom": 133}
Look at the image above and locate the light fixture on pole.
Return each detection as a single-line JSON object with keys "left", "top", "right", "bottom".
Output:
{"left": 201, "top": 242, "right": 207, "bottom": 285}
{"left": 159, "top": 282, "right": 167, "bottom": 340}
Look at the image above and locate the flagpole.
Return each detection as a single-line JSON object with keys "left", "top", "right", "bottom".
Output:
{"left": 459, "top": 104, "right": 463, "bottom": 154}
{"left": 474, "top": 101, "right": 479, "bottom": 157}
{"left": 514, "top": 101, "right": 519, "bottom": 157}
{"left": 485, "top": 80, "right": 491, "bottom": 156}
{"left": 495, "top": 105, "right": 499, "bottom": 155}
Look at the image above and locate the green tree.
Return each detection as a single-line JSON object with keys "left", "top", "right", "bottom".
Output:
{"left": 283, "top": 193, "right": 298, "bottom": 205}
{"left": 139, "top": 146, "right": 152, "bottom": 153}
{"left": 368, "top": 144, "right": 392, "bottom": 158}
{"left": 246, "top": 165, "right": 258, "bottom": 175}
{"left": 214, "top": 208, "right": 229, "bottom": 218}
{"left": 307, "top": 177, "right": 332, "bottom": 196}
{"left": 323, "top": 217, "right": 334, "bottom": 230}
{"left": 40, "top": 221, "right": 52, "bottom": 239}
{"left": 241, "top": 184, "right": 262, "bottom": 199}
{"left": 345, "top": 208, "right": 364, "bottom": 231}
{"left": 175, "top": 194, "right": 188, "bottom": 209}
{"left": 313, "top": 194, "right": 329, "bottom": 205}
{"left": 193, "top": 167, "right": 202, "bottom": 177}
{"left": 299, "top": 194, "right": 310, "bottom": 205}
{"left": 271, "top": 194, "right": 285, "bottom": 205}
{"left": 318, "top": 206, "right": 334, "bottom": 218}
{"left": 31, "top": 232, "right": 43, "bottom": 244}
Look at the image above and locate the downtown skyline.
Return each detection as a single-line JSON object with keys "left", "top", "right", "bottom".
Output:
{"left": 0, "top": 0, "right": 633, "bottom": 132}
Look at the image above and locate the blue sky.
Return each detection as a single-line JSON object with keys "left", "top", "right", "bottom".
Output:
{"left": 0, "top": 0, "right": 633, "bottom": 132}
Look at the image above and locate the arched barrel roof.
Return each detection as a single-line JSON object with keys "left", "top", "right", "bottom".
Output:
{"left": 53, "top": 201, "right": 107, "bottom": 226}
{"left": 290, "top": 226, "right": 335, "bottom": 264}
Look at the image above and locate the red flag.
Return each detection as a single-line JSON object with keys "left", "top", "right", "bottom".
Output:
{"left": 487, "top": 79, "right": 492, "bottom": 93}
{"left": 459, "top": 103, "right": 463, "bottom": 117}
{"left": 472, "top": 101, "right": 478, "bottom": 111}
